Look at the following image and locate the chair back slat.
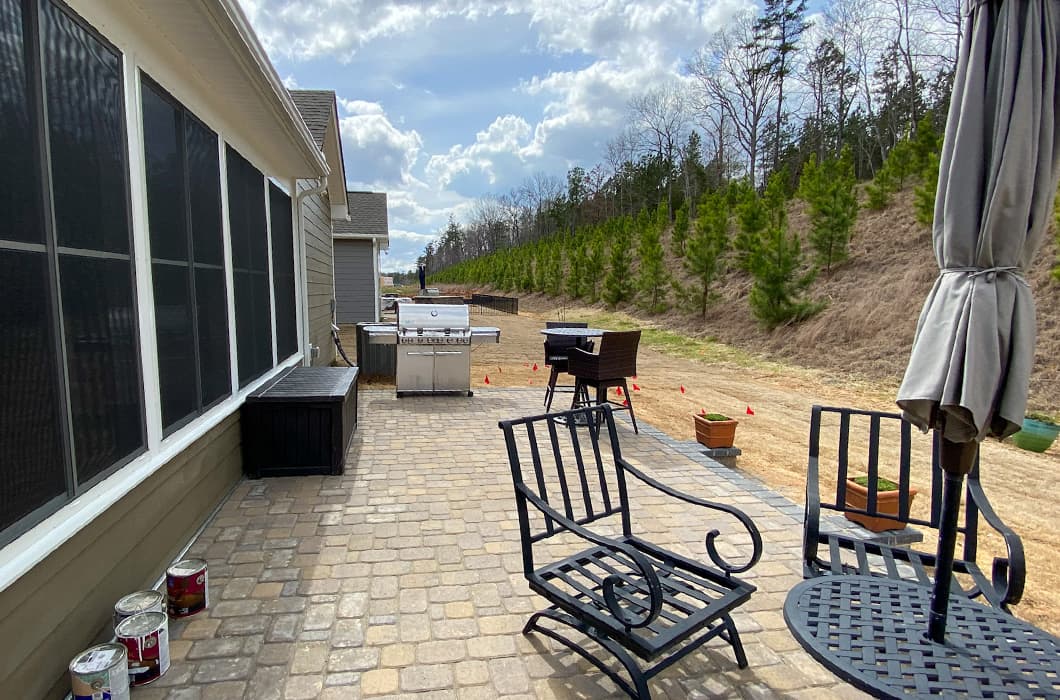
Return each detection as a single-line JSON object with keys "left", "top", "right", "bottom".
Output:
{"left": 544, "top": 417, "right": 577, "bottom": 521}
{"left": 499, "top": 405, "right": 628, "bottom": 549}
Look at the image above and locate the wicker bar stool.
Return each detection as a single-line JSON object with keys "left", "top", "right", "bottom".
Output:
{"left": 568, "top": 330, "right": 641, "bottom": 433}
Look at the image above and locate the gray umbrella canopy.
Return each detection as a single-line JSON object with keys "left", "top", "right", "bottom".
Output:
{"left": 898, "top": 0, "right": 1060, "bottom": 443}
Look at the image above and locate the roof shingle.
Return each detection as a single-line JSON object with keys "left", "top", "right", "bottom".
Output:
{"left": 289, "top": 89, "right": 335, "bottom": 150}
{"left": 335, "top": 191, "right": 388, "bottom": 237}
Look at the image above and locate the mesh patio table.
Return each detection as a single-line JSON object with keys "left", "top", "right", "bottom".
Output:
{"left": 539, "top": 327, "right": 608, "bottom": 338}
{"left": 784, "top": 575, "right": 1060, "bottom": 698}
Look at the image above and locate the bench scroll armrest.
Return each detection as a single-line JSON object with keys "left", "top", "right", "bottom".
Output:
{"left": 967, "top": 476, "right": 1026, "bottom": 607}
{"left": 517, "top": 485, "right": 664, "bottom": 628}
{"left": 618, "top": 459, "right": 763, "bottom": 575}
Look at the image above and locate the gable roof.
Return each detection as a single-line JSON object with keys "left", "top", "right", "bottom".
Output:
{"left": 289, "top": 90, "right": 333, "bottom": 150}
{"left": 335, "top": 191, "right": 389, "bottom": 244}
{"left": 288, "top": 89, "right": 348, "bottom": 216}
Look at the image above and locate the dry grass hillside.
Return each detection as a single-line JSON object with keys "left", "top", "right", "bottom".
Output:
{"left": 470, "top": 187, "right": 1060, "bottom": 412}
{"left": 687, "top": 188, "right": 1060, "bottom": 411}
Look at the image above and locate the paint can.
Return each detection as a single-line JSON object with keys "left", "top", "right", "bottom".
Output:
{"left": 114, "top": 611, "right": 169, "bottom": 686}
{"left": 166, "top": 558, "right": 208, "bottom": 617}
{"left": 113, "top": 590, "right": 164, "bottom": 630}
{"left": 69, "top": 643, "right": 130, "bottom": 700}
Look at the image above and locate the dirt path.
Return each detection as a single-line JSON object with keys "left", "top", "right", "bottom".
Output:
{"left": 344, "top": 307, "right": 1060, "bottom": 633}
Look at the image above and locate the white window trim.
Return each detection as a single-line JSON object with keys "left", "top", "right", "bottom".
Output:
{"left": 0, "top": 356, "right": 299, "bottom": 593}
{"left": 0, "top": 44, "right": 314, "bottom": 592}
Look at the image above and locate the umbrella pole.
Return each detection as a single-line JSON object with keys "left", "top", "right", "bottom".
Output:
{"left": 928, "top": 435, "right": 979, "bottom": 643}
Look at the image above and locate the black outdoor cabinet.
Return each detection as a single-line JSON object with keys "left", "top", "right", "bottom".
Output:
{"left": 241, "top": 366, "right": 359, "bottom": 478}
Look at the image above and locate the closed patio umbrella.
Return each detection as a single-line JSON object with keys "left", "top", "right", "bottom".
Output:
{"left": 897, "top": 0, "right": 1060, "bottom": 641}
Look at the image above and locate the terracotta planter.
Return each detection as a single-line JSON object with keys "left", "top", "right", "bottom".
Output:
{"left": 844, "top": 478, "right": 917, "bottom": 532}
{"left": 693, "top": 414, "right": 738, "bottom": 449}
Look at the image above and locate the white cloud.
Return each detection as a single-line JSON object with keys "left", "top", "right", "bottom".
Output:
{"left": 282, "top": 73, "right": 299, "bottom": 89}
{"left": 338, "top": 106, "right": 423, "bottom": 187}
{"left": 424, "top": 115, "right": 533, "bottom": 189}
{"left": 338, "top": 98, "right": 385, "bottom": 115}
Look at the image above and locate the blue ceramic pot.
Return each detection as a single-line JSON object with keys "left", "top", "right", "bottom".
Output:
{"left": 1010, "top": 418, "right": 1060, "bottom": 453}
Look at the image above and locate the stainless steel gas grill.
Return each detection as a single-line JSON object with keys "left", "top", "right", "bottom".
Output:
{"left": 365, "top": 303, "right": 500, "bottom": 396}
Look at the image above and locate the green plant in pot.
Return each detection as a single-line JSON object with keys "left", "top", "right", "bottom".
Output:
{"left": 1010, "top": 412, "right": 1060, "bottom": 453}
{"left": 693, "top": 413, "right": 738, "bottom": 449}
{"left": 844, "top": 475, "right": 917, "bottom": 533}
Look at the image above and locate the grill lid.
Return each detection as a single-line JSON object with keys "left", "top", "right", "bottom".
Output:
{"left": 398, "top": 304, "right": 469, "bottom": 332}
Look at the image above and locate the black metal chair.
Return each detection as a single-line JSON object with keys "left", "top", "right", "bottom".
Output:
{"left": 569, "top": 330, "right": 640, "bottom": 433}
{"left": 499, "top": 404, "right": 763, "bottom": 699}
{"left": 543, "top": 321, "right": 593, "bottom": 412}
{"left": 803, "top": 405, "right": 1025, "bottom": 611}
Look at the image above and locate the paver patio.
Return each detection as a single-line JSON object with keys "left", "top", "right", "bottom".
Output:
{"left": 135, "top": 388, "right": 866, "bottom": 699}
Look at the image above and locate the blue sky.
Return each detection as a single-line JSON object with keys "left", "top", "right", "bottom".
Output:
{"left": 242, "top": 0, "right": 754, "bottom": 272}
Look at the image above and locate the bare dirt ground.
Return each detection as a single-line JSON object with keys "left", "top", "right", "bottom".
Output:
{"left": 343, "top": 303, "right": 1060, "bottom": 634}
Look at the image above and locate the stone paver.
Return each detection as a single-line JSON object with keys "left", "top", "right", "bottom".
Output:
{"left": 156, "top": 388, "right": 864, "bottom": 698}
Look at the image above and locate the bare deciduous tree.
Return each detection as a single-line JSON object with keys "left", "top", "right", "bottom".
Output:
{"left": 688, "top": 11, "right": 778, "bottom": 186}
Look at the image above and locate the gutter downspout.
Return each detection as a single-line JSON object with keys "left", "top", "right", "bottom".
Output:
{"left": 295, "top": 178, "right": 328, "bottom": 365}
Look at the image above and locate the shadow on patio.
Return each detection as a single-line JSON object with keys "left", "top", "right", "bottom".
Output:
{"left": 141, "top": 388, "right": 860, "bottom": 699}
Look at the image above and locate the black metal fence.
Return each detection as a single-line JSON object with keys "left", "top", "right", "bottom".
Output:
{"left": 468, "top": 294, "right": 518, "bottom": 315}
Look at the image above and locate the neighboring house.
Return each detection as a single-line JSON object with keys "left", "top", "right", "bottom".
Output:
{"left": 334, "top": 191, "right": 390, "bottom": 324}
{"left": 289, "top": 89, "right": 349, "bottom": 366}
{"left": 0, "top": 1, "right": 342, "bottom": 696}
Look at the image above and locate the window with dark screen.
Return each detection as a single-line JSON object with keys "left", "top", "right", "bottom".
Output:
{"left": 0, "top": 0, "right": 143, "bottom": 543}
{"left": 227, "top": 145, "right": 273, "bottom": 386}
{"left": 142, "top": 75, "right": 230, "bottom": 432}
{"left": 270, "top": 184, "right": 297, "bottom": 359}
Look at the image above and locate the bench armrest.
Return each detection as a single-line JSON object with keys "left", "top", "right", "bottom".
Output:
{"left": 967, "top": 475, "right": 1026, "bottom": 607}
{"left": 618, "top": 458, "right": 763, "bottom": 575}
{"left": 517, "top": 484, "right": 664, "bottom": 628}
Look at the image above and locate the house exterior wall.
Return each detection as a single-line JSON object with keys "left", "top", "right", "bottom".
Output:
{"left": 0, "top": 414, "right": 241, "bottom": 699}
{"left": 334, "top": 239, "right": 378, "bottom": 324}
{"left": 0, "top": 3, "right": 328, "bottom": 695}
{"left": 300, "top": 180, "right": 336, "bottom": 366}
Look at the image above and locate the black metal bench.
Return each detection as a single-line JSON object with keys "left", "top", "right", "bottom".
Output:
{"left": 499, "top": 404, "right": 763, "bottom": 699}
{"left": 803, "top": 405, "right": 1025, "bottom": 610}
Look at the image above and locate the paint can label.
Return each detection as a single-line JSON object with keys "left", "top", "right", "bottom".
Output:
{"left": 70, "top": 643, "right": 130, "bottom": 700}
{"left": 115, "top": 611, "right": 170, "bottom": 686}
{"left": 167, "top": 559, "right": 209, "bottom": 617}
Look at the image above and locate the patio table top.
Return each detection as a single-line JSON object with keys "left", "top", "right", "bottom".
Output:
{"left": 146, "top": 388, "right": 870, "bottom": 699}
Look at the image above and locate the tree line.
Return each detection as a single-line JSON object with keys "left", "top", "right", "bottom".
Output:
{"left": 420, "top": 0, "right": 966, "bottom": 324}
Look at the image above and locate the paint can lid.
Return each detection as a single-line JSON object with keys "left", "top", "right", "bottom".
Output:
{"left": 167, "top": 558, "right": 207, "bottom": 576}
{"left": 70, "top": 643, "right": 127, "bottom": 673}
{"left": 115, "top": 590, "right": 164, "bottom": 615}
{"left": 115, "top": 611, "right": 167, "bottom": 637}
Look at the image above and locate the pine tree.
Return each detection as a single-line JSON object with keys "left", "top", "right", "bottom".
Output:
{"left": 602, "top": 222, "right": 634, "bottom": 307}
{"left": 748, "top": 172, "right": 822, "bottom": 327}
{"left": 733, "top": 189, "right": 768, "bottom": 273}
{"left": 755, "top": 0, "right": 810, "bottom": 173}
{"left": 914, "top": 151, "right": 940, "bottom": 227}
{"left": 583, "top": 239, "right": 606, "bottom": 302}
{"left": 566, "top": 242, "right": 585, "bottom": 298}
{"left": 798, "top": 149, "right": 858, "bottom": 274}
{"left": 682, "top": 191, "right": 729, "bottom": 316}
{"left": 637, "top": 210, "right": 668, "bottom": 311}
{"left": 671, "top": 201, "right": 690, "bottom": 256}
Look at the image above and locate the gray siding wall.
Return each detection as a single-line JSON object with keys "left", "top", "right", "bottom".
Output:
{"left": 0, "top": 413, "right": 242, "bottom": 699}
{"left": 334, "top": 239, "right": 376, "bottom": 324}
{"left": 299, "top": 180, "right": 335, "bottom": 366}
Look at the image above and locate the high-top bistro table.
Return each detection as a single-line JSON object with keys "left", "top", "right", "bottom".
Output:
{"left": 538, "top": 327, "right": 607, "bottom": 340}
{"left": 784, "top": 574, "right": 1060, "bottom": 698}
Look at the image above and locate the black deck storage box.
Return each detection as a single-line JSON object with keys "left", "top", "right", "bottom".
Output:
{"left": 241, "top": 366, "right": 359, "bottom": 477}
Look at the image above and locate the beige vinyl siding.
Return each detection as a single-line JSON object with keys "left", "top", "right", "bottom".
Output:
{"left": 0, "top": 413, "right": 242, "bottom": 699}
{"left": 299, "top": 179, "right": 335, "bottom": 366}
